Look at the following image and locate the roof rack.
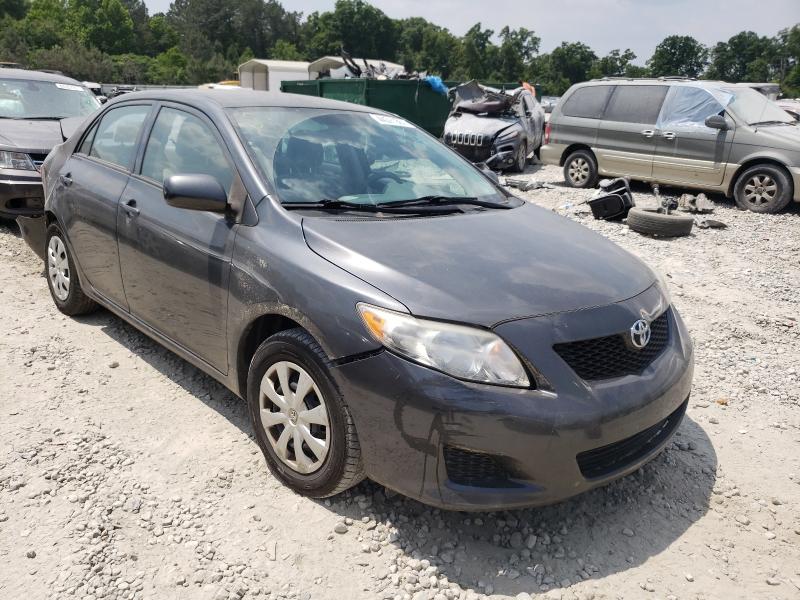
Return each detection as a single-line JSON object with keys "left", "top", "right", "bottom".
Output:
{"left": 589, "top": 76, "right": 698, "bottom": 82}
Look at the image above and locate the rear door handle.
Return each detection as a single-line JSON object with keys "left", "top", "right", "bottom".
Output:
{"left": 662, "top": 131, "right": 677, "bottom": 140}
{"left": 122, "top": 199, "right": 139, "bottom": 217}
{"left": 60, "top": 173, "right": 72, "bottom": 186}
{"left": 641, "top": 129, "right": 654, "bottom": 138}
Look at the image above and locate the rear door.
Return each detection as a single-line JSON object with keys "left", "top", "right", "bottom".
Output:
{"left": 117, "top": 103, "right": 238, "bottom": 372}
{"left": 56, "top": 103, "right": 152, "bottom": 310}
{"left": 651, "top": 86, "right": 734, "bottom": 186}
{"left": 595, "top": 85, "right": 669, "bottom": 179}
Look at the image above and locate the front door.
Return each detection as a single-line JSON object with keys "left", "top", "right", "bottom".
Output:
{"left": 117, "top": 104, "right": 237, "bottom": 372}
{"left": 651, "top": 86, "right": 734, "bottom": 186}
{"left": 595, "top": 85, "right": 669, "bottom": 179}
{"left": 58, "top": 103, "right": 152, "bottom": 309}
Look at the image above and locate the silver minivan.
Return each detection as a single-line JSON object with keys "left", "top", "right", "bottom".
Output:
{"left": 541, "top": 78, "right": 800, "bottom": 213}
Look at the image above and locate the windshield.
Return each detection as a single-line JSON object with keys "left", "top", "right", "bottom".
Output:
{"left": 722, "top": 87, "right": 794, "bottom": 126}
{"left": 0, "top": 78, "right": 100, "bottom": 119}
{"left": 228, "top": 107, "right": 501, "bottom": 206}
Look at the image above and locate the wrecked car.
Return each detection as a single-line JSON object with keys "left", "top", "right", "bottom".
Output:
{"left": 30, "top": 89, "right": 693, "bottom": 511}
{"left": 443, "top": 80, "right": 544, "bottom": 172}
{"left": 0, "top": 68, "right": 99, "bottom": 220}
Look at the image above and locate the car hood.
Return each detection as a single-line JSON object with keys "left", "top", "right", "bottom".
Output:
{"left": 0, "top": 117, "right": 85, "bottom": 153}
{"left": 748, "top": 122, "right": 800, "bottom": 150}
{"left": 444, "top": 112, "right": 517, "bottom": 139}
{"left": 302, "top": 203, "right": 657, "bottom": 326}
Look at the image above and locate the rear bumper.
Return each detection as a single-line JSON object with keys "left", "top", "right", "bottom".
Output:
{"left": 539, "top": 143, "right": 565, "bottom": 166}
{"left": 333, "top": 287, "right": 694, "bottom": 511}
{"left": 790, "top": 166, "right": 800, "bottom": 202}
{"left": 0, "top": 173, "right": 44, "bottom": 219}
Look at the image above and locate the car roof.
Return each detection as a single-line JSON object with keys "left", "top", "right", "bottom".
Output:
{"left": 577, "top": 77, "right": 733, "bottom": 90}
{"left": 0, "top": 68, "right": 85, "bottom": 85}
{"left": 110, "top": 88, "right": 385, "bottom": 114}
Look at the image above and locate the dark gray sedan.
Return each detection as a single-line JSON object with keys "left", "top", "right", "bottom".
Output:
{"left": 25, "top": 90, "right": 693, "bottom": 510}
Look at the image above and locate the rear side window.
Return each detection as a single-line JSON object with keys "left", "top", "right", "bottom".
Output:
{"left": 560, "top": 86, "right": 612, "bottom": 119}
{"left": 89, "top": 105, "right": 150, "bottom": 169}
{"left": 604, "top": 85, "right": 668, "bottom": 124}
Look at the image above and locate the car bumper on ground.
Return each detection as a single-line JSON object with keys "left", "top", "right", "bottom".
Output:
{"left": 334, "top": 285, "right": 694, "bottom": 511}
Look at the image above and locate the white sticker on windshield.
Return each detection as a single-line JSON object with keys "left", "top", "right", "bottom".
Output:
{"left": 55, "top": 83, "right": 85, "bottom": 92}
{"left": 370, "top": 114, "right": 414, "bottom": 128}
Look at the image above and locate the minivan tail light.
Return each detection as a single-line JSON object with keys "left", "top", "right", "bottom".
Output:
{"left": 544, "top": 122, "right": 551, "bottom": 145}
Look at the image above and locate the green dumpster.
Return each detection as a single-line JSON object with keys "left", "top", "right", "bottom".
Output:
{"left": 281, "top": 78, "right": 452, "bottom": 137}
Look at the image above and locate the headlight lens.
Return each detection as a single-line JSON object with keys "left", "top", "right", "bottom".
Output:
{"left": 0, "top": 151, "right": 36, "bottom": 171}
{"left": 357, "top": 303, "right": 530, "bottom": 387}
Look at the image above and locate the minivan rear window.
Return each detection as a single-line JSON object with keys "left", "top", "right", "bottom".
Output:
{"left": 604, "top": 85, "right": 668, "bottom": 124}
{"left": 560, "top": 86, "right": 613, "bottom": 119}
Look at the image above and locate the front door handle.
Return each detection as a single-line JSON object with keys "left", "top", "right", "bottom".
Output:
{"left": 662, "top": 131, "right": 677, "bottom": 140}
{"left": 641, "top": 129, "right": 655, "bottom": 138}
{"left": 60, "top": 173, "right": 72, "bottom": 186}
{"left": 122, "top": 199, "right": 139, "bottom": 217}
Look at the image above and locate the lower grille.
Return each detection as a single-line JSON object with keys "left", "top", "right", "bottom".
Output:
{"left": 576, "top": 399, "right": 687, "bottom": 479}
{"left": 443, "top": 446, "right": 520, "bottom": 488}
{"left": 554, "top": 309, "right": 671, "bottom": 381}
{"left": 447, "top": 144, "right": 492, "bottom": 163}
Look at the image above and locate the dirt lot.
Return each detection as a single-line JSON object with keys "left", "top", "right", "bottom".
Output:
{"left": 1, "top": 163, "right": 799, "bottom": 600}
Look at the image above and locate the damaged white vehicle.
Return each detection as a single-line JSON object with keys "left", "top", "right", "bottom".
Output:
{"left": 442, "top": 80, "right": 545, "bottom": 172}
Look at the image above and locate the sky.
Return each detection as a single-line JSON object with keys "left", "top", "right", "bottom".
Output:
{"left": 144, "top": 0, "right": 800, "bottom": 64}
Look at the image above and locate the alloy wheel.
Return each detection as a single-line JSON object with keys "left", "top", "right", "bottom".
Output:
{"left": 47, "top": 236, "right": 70, "bottom": 301}
{"left": 259, "top": 360, "right": 330, "bottom": 474}
{"left": 568, "top": 157, "right": 590, "bottom": 185}
{"left": 743, "top": 174, "right": 778, "bottom": 207}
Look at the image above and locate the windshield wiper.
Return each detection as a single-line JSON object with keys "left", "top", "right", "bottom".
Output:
{"left": 4, "top": 116, "right": 70, "bottom": 120}
{"left": 749, "top": 120, "right": 793, "bottom": 126}
{"left": 281, "top": 199, "right": 463, "bottom": 214}
{"left": 376, "top": 195, "right": 513, "bottom": 209}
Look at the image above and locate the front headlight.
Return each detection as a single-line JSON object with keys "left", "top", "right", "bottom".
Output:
{"left": 0, "top": 151, "right": 36, "bottom": 171}
{"left": 357, "top": 303, "right": 530, "bottom": 388}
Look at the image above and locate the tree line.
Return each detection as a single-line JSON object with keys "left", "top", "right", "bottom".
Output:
{"left": 1, "top": 0, "right": 798, "bottom": 95}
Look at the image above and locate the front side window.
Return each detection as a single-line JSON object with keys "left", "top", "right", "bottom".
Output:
{"left": 89, "top": 105, "right": 151, "bottom": 169}
{"left": 141, "top": 107, "right": 233, "bottom": 193}
{"left": 229, "top": 107, "right": 500, "bottom": 206}
{"left": 560, "top": 86, "right": 612, "bottom": 119}
{"left": 656, "top": 86, "right": 726, "bottom": 131}
{"left": 0, "top": 78, "right": 99, "bottom": 119}
{"left": 604, "top": 85, "right": 668, "bottom": 124}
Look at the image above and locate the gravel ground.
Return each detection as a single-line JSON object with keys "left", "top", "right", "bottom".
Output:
{"left": 1, "top": 163, "right": 799, "bottom": 600}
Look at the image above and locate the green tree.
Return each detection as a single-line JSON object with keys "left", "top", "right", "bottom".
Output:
{"left": 270, "top": 39, "right": 303, "bottom": 60}
{"left": 591, "top": 48, "right": 637, "bottom": 77}
{"left": 395, "top": 17, "right": 459, "bottom": 76}
{"left": 648, "top": 35, "right": 707, "bottom": 78}
{"left": 494, "top": 27, "right": 539, "bottom": 81}
{"left": 707, "top": 31, "right": 779, "bottom": 82}
{"left": 148, "top": 13, "right": 178, "bottom": 55}
{"left": 549, "top": 42, "right": 597, "bottom": 91}
{"left": 148, "top": 46, "right": 188, "bottom": 83}
{"left": 453, "top": 23, "right": 496, "bottom": 80}
{"left": 28, "top": 39, "right": 116, "bottom": 80}
{"left": 22, "top": 0, "right": 67, "bottom": 49}
{"left": 0, "top": 0, "right": 26, "bottom": 19}
{"left": 301, "top": 0, "right": 397, "bottom": 60}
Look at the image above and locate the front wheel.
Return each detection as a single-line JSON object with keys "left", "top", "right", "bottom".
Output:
{"left": 247, "top": 328, "right": 365, "bottom": 498}
{"left": 733, "top": 164, "right": 792, "bottom": 213}
{"left": 507, "top": 141, "right": 527, "bottom": 173}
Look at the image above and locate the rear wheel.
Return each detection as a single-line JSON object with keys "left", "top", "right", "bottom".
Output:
{"left": 45, "top": 224, "right": 99, "bottom": 316}
{"left": 564, "top": 149, "right": 599, "bottom": 188}
{"left": 733, "top": 164, "right": 792, "bottom": 213}
{"left": 247, "top": 328, "right": 365, "bottom": 498}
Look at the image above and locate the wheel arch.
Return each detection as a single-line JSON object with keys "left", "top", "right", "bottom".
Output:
{"left": 560, "top": 143, "right": 594, "bottom": 166}
{"left": 726, "top": 157, "right": 793, "bottom": 198}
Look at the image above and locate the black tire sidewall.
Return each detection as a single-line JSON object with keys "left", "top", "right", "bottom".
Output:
{"left": 734, "top": 165, "right": 792, "bottom": 214}
{"left": 564, "top": 150, "right": 598, "bottom": 188}
{"left": 246, "top": 332, "right": 350, "bottom": 497}
{"left": 627, "top": 207, "right": 694, "bottom": 237}
{"left": 45, "top": 225, "right": 83, "bottom": 313}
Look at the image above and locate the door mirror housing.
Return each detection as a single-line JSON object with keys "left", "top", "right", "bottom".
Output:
{"left": 705, "top": 114, "right": 729, "bottom": 130}
{"left": 163, "top": 174, "right": 227, "bottom": 212}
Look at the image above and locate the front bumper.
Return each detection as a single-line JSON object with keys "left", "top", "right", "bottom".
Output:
{"left": 790, "top": 166, "right": 800, "bottom": 202}
{"left": 0, "top": 171, "right": 44, "bottom": 219}
{"left": 333, "top": 285, "right": 694, "bottom": 510}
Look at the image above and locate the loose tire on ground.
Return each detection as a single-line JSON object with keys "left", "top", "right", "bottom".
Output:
{"left": 563, "top": 149, "right": 599, "bottom": 188}
{"left": 733, "top": 163, "right": 793, "bottom": 214}
{"left": 247, "top": 328, "right": 365, "bottom": 498}
{"left": 626, "top": 207, "right": 694, "bottom": 238}
{"left": 45, "top": 224, "right": 99, "bottom": 316}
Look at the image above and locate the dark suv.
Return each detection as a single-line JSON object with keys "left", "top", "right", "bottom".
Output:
{"left": 541, "top": 78, "right": 800, "bottom": 213}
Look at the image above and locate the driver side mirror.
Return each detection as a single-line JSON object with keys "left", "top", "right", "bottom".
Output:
{"left": 163, "top": 174, "right": 227, "bottom": 212}
{"left": 705, "top": 114, "right": 729, "bottom": 130}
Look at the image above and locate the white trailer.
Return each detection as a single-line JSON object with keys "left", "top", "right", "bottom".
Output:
{"left": 238, "top": 59, "right": 311, "bottom": 91}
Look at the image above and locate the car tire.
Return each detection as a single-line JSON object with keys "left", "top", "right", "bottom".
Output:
{"left": 626, "top": 207, "right": 694, "bottom": 237}
{"left": 733, "top": 164, "right": 792, "bottom": 214}
{"left": 508, "top": 141, "right": 527, "bottom": 173}
{"left": 247, "top": 328, "right": 365, "bottom": 498}
{"left": 45, "top": 224, "right": 99, "bottom": 316}
{"left": 564, "top": 149, "right": 599, "bottom": 188}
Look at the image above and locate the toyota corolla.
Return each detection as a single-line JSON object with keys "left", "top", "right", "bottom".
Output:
{"left": 27, "top": 90, "right": 693, "bottom": 510}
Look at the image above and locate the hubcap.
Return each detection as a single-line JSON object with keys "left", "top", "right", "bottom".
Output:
{"left": 259, "top": 361, "right": 330, "bottom": 475}
{"left": 568, "top": 157, "right": 590, "bottom": 184}
{"left": 743, "top": 174, "right": 777, "bottom": 206}
{"left": 47, "top": 236, "right": 70, "bottom": 301}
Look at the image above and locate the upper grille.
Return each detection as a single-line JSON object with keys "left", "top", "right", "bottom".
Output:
{"left": 577, "top": 399, "right": 687, "bottom": 479}
{"left": 553, "top": 310, "right": 670, "bottom": 381}
{"left": 443, "top": 446, "right": 521, "bottom": 488}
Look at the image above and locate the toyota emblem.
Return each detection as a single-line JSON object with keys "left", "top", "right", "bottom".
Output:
{"left": 630, "top": 319, "right": 651, "bottom": 349}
